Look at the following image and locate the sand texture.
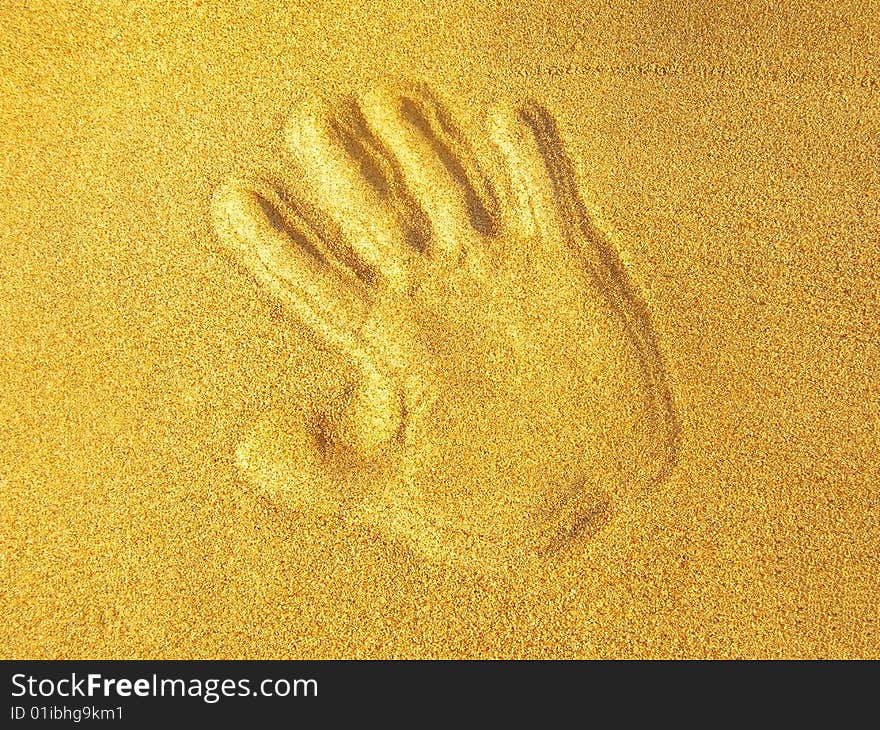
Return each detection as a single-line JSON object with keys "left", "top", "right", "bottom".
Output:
{"left": 2, "top": 2, "right": 878, "bottom": 658}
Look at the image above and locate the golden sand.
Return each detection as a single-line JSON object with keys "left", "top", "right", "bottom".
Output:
{"left": 2, "top": 2, "right": 878, "bottom": 658}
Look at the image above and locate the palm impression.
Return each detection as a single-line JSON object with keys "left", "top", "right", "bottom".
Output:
{"left": 211, "top": 86, "right": 678, "bottom": 571}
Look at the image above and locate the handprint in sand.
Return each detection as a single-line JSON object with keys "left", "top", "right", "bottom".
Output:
{"left": 212, "top": 87, "right": 678, "bottom": 571}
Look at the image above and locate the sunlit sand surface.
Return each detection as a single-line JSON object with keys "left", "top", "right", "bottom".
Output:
{"left": 2, "top": 2, "right": 878, "bottom": 657}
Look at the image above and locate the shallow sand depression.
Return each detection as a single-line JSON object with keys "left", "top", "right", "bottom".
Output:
{"left": 1, "top": 2, "right": 878, "bottom": 658}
